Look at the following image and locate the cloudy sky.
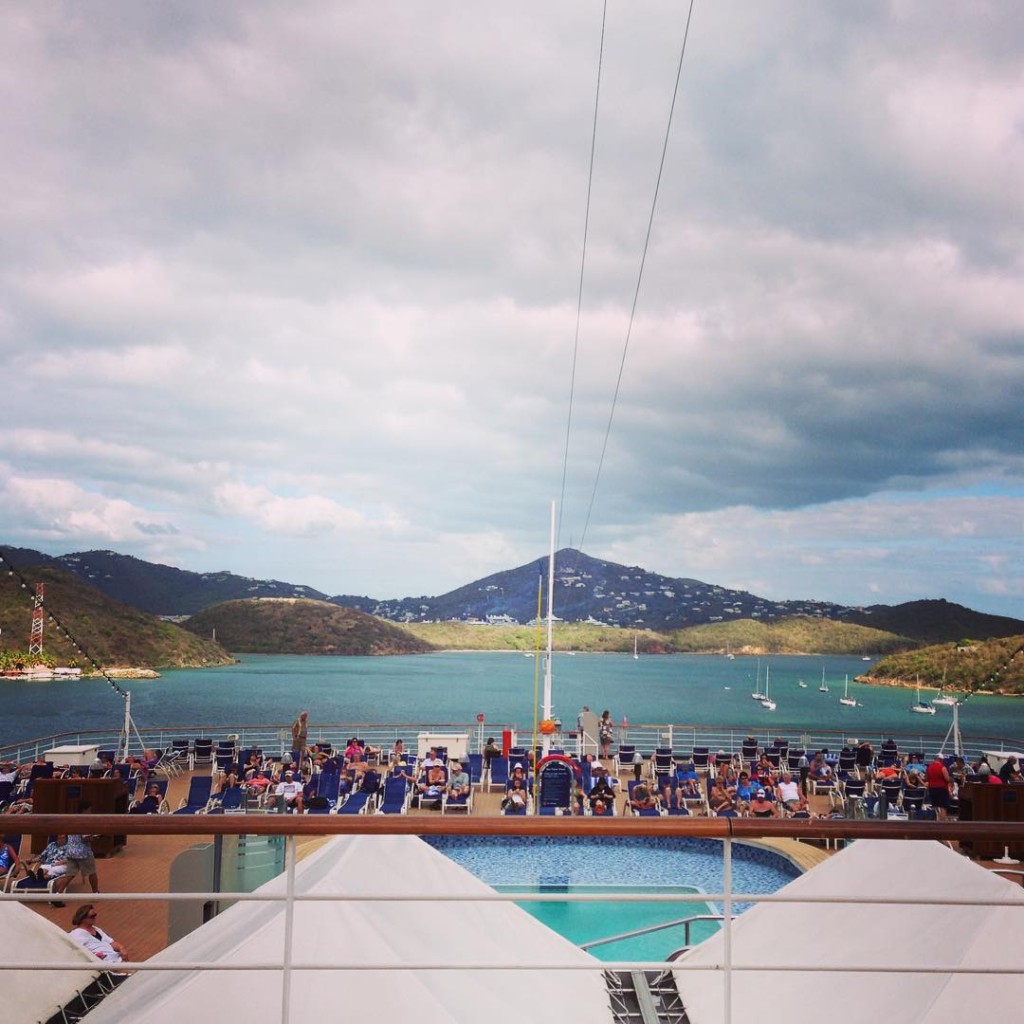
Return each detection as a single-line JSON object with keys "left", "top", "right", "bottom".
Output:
{"left": 2, "top": 2, "right": 1022, "bottom": 616}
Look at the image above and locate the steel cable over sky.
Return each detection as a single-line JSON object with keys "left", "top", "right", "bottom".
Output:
{"left": 574, "top": 0, "right": 697, "bottom": 555}
{"left": 556, "top": 0, "right": 608, "bottom": 551}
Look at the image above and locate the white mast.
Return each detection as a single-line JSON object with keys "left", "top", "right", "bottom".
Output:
{"left": 542, "top": 500, "right": 555, "bottom": 757}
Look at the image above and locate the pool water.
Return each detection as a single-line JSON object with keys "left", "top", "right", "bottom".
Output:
{"left": 424, "top": 835, "right": 800, "bottom": 962}
{"left": 499, "top": 883, "right": 718, "bottom": 962}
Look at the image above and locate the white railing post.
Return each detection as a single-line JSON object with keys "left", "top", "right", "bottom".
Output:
{"left": 723, "top": 834, "right": 733, "bottom": 1024}
{"left": 281, "top": 833, "right": 297, "bottom": 1024}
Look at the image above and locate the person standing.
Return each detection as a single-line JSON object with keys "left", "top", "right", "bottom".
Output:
{"left": 64, "top": 802, "right": 100, "bottom": 894}
{"left": 925, "top": 753, "right": 953, "bottom": 821}
{"left": 598, "top": 710, "right": 614, "bottom": 759}
{"left": 291, "top": 710, "right": 309, "bottom": 757}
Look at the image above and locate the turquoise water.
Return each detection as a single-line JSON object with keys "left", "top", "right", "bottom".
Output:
{"left": 3, "top": 651, "right": 1023, "bottom": 748}
{"left": 504, "top": 884, "right": 715, "bottom": 963}
{"left": 423, "top": 835, "right": 799, "bottom": 962}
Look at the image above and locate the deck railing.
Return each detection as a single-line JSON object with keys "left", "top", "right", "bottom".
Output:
{"left": 4, "top": 719, "right": 1021, "bottom": 766}
{"left": 5, "top": 816, "right": 1024, "bottom": 1024}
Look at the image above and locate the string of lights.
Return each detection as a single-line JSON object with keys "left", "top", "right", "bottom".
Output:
{"left": 0, "top": 546, "right": 130, "bottom": 704}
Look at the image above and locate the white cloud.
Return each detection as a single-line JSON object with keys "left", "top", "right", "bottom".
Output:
{"left": 1, "top": 2, "right": 1022, "bottom": 616}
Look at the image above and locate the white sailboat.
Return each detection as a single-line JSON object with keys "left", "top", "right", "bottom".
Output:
{"left": 932, "top": 673, "right": 956, "bottom": 706}
{"left": 760, "top": 665, "right": 776, "bottom": 710}
{"left": 911, "top": 677, "right": 936, "bottom": 715}
{"left": 633, "top": 632, "right": 639, "bottom": 660}
{"left": 818, "top": 667, "right": 829, "bottom": 693}
{"left": 839, "top": 674, "right": 857, "bottom": 707}
{"left": 751, "top": 658, "right": 766, "bottom": 701}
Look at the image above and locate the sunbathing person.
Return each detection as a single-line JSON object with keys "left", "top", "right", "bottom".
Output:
{"left": 21, "top": 833, "right": 70, "bottom": 903}
{"left": 629, "top": 782, "right": 659, "bottom": 813}
{"left": 447, "top": 760, "right": 470, "bottom": 800}
{"left": 709, "top": 778, "right": 734, "bottom": 814}
{"left": 587, "top": 774, "right": 615, "bottom": 810}
{"left": 417, "top": 764, "right": 448, "bottom": 805}
{"left": 274, "top": 770, "right": 304, "bottom": 813}
{"left": 503, "top": 777, "right": 529, "bottom": 812}
{"left": 748, "top": 789, "right": 776, "bottom": 818}
{"left": 130, "top": 783, "right": 165, "bottom": 814}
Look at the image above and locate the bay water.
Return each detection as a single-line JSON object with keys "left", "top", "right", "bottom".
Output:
{"left": 3, "top": 652, "right": 1023, "bottom": 751}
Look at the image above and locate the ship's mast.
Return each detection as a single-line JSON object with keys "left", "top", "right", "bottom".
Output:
{"left": 28, "top": 582, "right": 45, "bottom": 659}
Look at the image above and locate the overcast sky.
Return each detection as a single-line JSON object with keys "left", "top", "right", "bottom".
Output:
{"left": 2, "top": 2, "right": 1022, "bottom": 617}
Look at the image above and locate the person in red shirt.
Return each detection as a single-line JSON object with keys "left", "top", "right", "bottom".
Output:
{"left": 925, "top": 754, "right": 952, "bottom": 821}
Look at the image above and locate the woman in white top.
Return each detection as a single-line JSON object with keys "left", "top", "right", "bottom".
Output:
{"left": 70, "top": 904, "right": 128, "bottom": 966}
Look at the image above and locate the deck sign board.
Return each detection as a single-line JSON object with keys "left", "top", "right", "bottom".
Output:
{"left": 537, "top": 756, "right": 577, "bottom": 810}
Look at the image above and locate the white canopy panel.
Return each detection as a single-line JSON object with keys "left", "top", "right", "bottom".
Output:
{"left": 86, "top": 834, "right": 611, "bottom": 1023}
{"left": 675, "top": 839, "right": 1024, "bottom": 1024}
{"left": 3, "top": 898, "right": 100, "bottom": 1022}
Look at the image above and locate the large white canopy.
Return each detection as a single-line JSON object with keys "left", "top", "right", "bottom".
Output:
{"left": 2, "top": 898, "right": 100, "bottom": 1022}
{"left": 675, "top": 839, "right": 1024, "bottom": 1024}
{"left": 85, "top": 834, "right": 611, "bottom": 1023}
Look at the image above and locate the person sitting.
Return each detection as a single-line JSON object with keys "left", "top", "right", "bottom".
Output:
{"left": 130, "top": 783, "right": 165, "bottom": 814}
{"left": 629, "top": 782, "right": 659, "bottom": 813}
{"left": 503, "top": 776, "right": 529, "bottom": 812}
{"left": 447, "top": 760, "right": 470, "bottom": 800}
{"left": 0, "top": 836, "right": 20, "bottom": 878}
{"left": 587, "top": 774, "right": 615, "bottom": 811}
{"left": 0, "top": 760, "right": 17, "bottom": 785}
{"left": 420, "top": 747, "right": 444, "bottom": 770}
{"left": 70, "top": 904, "right": 129, "bottom": 974}
{"left": 20, "top": 833, "right": 69, "bottom": 903}
{"left": 776, "top": 773, "right": 804, "bottom": 813}
{"left": 999, "top": 757, "right": 1022, "bottom": 784}
{"left": 748, "top": 789, "right": 776, "bottom": 818}
{"left": 709, "top": 778, "right": 734, "bottom": 814}
{"left": 274, "top": 770, "right": 304, "bottom": 813}
{"left": 389, "top": 740, "right": 409, "bottom": 766}
{"left": 417, "top": 764, "right": 448, "bottom": 806}
{"left": 734, "top": 772, "right": 755, "bottom": 803}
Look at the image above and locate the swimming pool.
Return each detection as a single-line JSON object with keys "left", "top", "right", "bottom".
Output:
{"left": 424, "top": 836, "right": 801, "bottom": 962}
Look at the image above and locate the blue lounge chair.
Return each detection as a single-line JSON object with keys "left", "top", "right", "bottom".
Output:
{"left": 467, "top": 753, "right": 484, "bottom": 784}
{"left": 173, "top": 775, "right": 214, "bottom": 814}
{"left": 443, "top": 782, "right": 473, "bottom": 814}
{"left": 488, "top": 756, "right": 509, "bottom": 792}
{"left": 209, "top": 785, "right": 245, "bottom": 814}
{"left": 306, "top": 773, "right": 341, "bottom": 814}
{"left": 377, "top": 776, "right": 409, "bottom": 815}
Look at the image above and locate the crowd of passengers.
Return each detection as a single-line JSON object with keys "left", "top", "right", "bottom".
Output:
{"left": 4, "top": 737, "right": 1022, "bottom": 820}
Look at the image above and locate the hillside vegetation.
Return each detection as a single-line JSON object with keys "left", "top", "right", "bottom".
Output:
{"left": 865, "top": 634, "right": 1024, "bottom": 695}
{"left": 0, "top": 566, "right": 233, "bottom": 671}
{"left": 400, "top": 616, "right": 909, "bottom": 656}
{"left": 183, "top": 598, "right": 435, "bottom": 656}
{"left": 668, "top": 616, "right": 911, "bottom": 656}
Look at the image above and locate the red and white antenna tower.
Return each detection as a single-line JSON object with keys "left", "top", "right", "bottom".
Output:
{"left": 28, "top": 582, "right": 45, "bottom": 658}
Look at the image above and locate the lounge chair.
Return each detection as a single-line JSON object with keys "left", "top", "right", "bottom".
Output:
{"left": 487, "top": 756, "right": 509, "bottom": 792}
{"left": 377, "top": 776, "right": 409, "bottom": 815}
{"left": 442, "top": 782, "right": 473, "bottom": 814}
{"left": 208, "top": 785, "right": 246, "bottom": 814}
{"left": 466, "top": 753, "right": 484, "bottom": 784}
{"left": 192, "top": 738, "right": 214, "bottom": 770}
{"left": 173, "top": 775, "right": 214, "bottom": 814}
{"left": 306, "top": 773, "right": 341, "bottom": 814}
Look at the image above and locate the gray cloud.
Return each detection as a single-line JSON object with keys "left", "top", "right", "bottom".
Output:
{"left": 1, "top": 2, "right": 1022, "bottom": 615}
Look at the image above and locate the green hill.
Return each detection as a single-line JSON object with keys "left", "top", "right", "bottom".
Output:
{"left": 0, "top": 565, "right": 232, "bottom": 671}
{"left": 667, "top": 616, "right": 911, "bottom": 656}
{"left": 865, "top": 634, "right": 1024, "bottom": 695}
{"left": 182, "top": 598, "right": 436, "bottom": 656}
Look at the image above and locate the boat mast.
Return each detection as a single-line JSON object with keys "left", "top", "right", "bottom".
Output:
{"left": 542, "top": 500, "right": 555, "bottom": 757}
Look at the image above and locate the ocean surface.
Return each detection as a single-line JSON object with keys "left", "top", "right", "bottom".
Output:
{"left": 3, "top": 652, "right": 1024, "bottom": 750}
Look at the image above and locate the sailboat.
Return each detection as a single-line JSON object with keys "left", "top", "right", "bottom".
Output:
{"left": 839, "top": 674, "right": 857, "bottom": 707}
{"left": 911, "top": 677, "right": 936, "bottom": 715}
{"left": 632, "top": 633, "right": 639, "bottom": 660}
{"left": 760, "top": 665, "right": 776, "bottom": 711}
{"left": 932, "top": 672, "right": 956, "bottom": 706}
{"left": 751, "top": 659, "right": 766, "bottom": 701}
{"left": 818, "top": 667, "right": 829, "bottom": 693}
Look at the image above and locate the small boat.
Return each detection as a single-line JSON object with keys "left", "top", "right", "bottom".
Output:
{"left": 751, "top": 659, "right": 767, "bottom": 701}
{"left": 760, "top": 667, "right": 776, "bottom": 710}
{"left": 818, "top": 667, "right": 829, "bottom": 693}
{"left": 911, "top": 678, "right": 936, "bottom": 715}
{"left": 839, "top": 674, "right": 857, "bottom": 708}
{"left": 633, "top": 633, "right": 639, "bottom": 660}
{"left": 932, "top": 690, "right": 957, "bottom": 707}
{"left": 798, "top": 680, "right": 807, "bottom": 689}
